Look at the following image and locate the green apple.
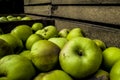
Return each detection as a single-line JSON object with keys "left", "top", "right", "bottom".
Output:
{"left": 11, "top": 25, "right": 33, "bottom": 42}
{"left": 0, "top": 16, "right": 8, "bottom": 22}
{"left": 59, "top": 37, "right": 102, "bottom": 79}
{"left": 58, "top": 28, "right": 70, "bottom": 38}
{"left": 35, "top": 25, "right": 58, "bottom": 39}
{"left": 19, "top": 50, "right": 31, "bottom": 60}
{"left": 6, "top": 15, "right": 13, "bottom": 19}
{"left": 0, "top": 33, "right": 23, "bottom": 53}
{"left": 32, "top": 22, "right": 43, "bottom": 32}
{"left": 67, "top": 27, "right": 84, "bottom": 40}
{"left": 8, "top": 17, "right": 18, "bottom": 21}
{"left": 110, "top": 60, "right": 120, "bottom": 80}
{"left": 48, "top": 37, "right": 68, "bottom": 49}
{"left": 102, "top": 47, "right": 120, "bottom": 71}
{"left": 94, "top": 69, "right": 109, "bottom": 80}
{"left": 0, "top": 54, "right": 36, "bottom": 80}
{"left": 33, "top": 70, "right": 73, "bottom": 80}
{"left": 31, "top": 40, "right": 60, "bottom": 71}
{"left": 0, "top": 39, "right": 13, "bottom": 58}
{"left": 17, "top": 16, "right": 22, "bottom": 20}
{"left": 25, "top": 34, "right": 43, "bottom": 50}
{"left": 21, "top": 16, "right": 32, "bottom": 20}
{"left": 93, "top": 39, "right": 106, "bottom": 51}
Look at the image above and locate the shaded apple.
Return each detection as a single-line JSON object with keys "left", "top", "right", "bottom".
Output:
{"left": 34, "top": 70, "right": 73, "bottom": 80}
{"left": 94, "top": 69, "right": 109, "bottom": 80}
{"left": 0, "top": 54, "right": 36, "bottom": 80}
{"left": 25, "top": 34, "right": 43, "bottom": 50}
{"left": 31, "top": 40, "right": 60, "bottom": 71}
{"left": 19, "top": 50, "right": 31, "bottom": 60}
{"left": 0, "top": 33, "right": 23, "bottom": 53}
{"left": 0, "top": 39, "right": 13, "bottom": 58}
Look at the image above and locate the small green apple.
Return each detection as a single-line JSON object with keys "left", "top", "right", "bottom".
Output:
{"left": 31, "top": 40, "right": 60, "bottom": 71}
{"left": 0, "top": 54, "right": 36, "bottom": 80}
{"left": 19, "top": 50, "right": 31, "bottom": 60}
{"left": 110, "top": 60, "right": 120, "bottom": 80}
{"left": 59, "top": 37, "right": 102, "bottom": 79}
{"left": 21, "top": 16, "right": 32, "bottom": 20}
{"left": 25, "top": 34, "right": 43, "bottom": 50}
{"left": 35, "top": 25, "right": 58, "bottom": 39}
{"left": 0, "top": 39, "right": 13, "bottom": 58}
{"left": 0, "top": 16, "right": 8, "bottom": 22}
{"left": 93, "top": 39, "right": 106, "bottom": 51}
{"left": 33, "top": 70, "right": 73, "bottom": 80}
{"left": 102, "top": 47, "right": 120, "bottom": 71}
{"left": 48, "top": 37, "right": 68, "bottom": 49}
{"left": 58, "top": 28, "right": 70, "bottom": 38}
{"left": 6, "top": 15, "right": 13, "bottom": 19}
{"left": 11, "top": 25, "right": 33, "bottom": 42}
{"left": 94, "top": 69, "right": 109, "bottom": 80}
{"left": 32, "top": 22, "right": 43, "bottom": 32}
{"left": 17, "top": 16, "right": 22, "bottom": 20}
{"left": 8, "top": 17, "right": 18, "bottom": 21}
{"left": 0, "top": 33, "right": 23, "bottom": 53}
{"left": 67, "top": 27, "right": 84, "bottom": 40}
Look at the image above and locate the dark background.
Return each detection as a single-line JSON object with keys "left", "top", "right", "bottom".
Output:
{"left": 0, "top": 0, "right": 24, "bottom": 14}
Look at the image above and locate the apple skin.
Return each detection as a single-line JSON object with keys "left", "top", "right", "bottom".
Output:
{"left": 32, "top": 22, "right": 43, "bottom": 32}
{"left": 11, "top": 25, "right": 33, "bottom": 42}
{"left": 58, "top": 28, "right": 70, "bottom": 38}
{"left": 110, "top": 60, "right": 120, "bottom": 80}
{"left": 31, "top": 40, "right": 60, "bottom": 72}
{"left": 35, "top": 25, "right": 58, "bottom": 39}
{"left": 94, "top": 69, "right": 109, "bottom": 80}
{"left": 25, "top": 34, "right": 43, "bottom": 50}
{"left": 19, "top": 50, "right": 31, "bottom": 60}
{"left": 0, "top": 16, "right": 8, "bottom": 22}
{"left": 0, "top": 39, "right": 13, "bottom": 58}
{"left": 0, "top": 54, "right": 36, "bottom": 80}
{"left": 21, "top": 16, "right": 32, "bottom": 20}
{"left": 48, "top": 37, "right": 68, "bottom": 49}
{"left": 0, "top": 33, "right": 23, "bottom": 53}
{"left": 59, "top": 37, "right": 102, "bottom": 79}
{"left": 102, "top": 47, "right": 120, "bottom": 71}
{"left": 33, "top": 70, "right": 73, "bottom": 80}
{"left": 66, "top": 28, "right": 84, "bottom": 40}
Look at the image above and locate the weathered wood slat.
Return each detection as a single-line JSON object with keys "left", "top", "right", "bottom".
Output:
{"left": 24, "top": 5, "right": 51, "bottom": 16}
{"left": 52, "top": 6, "right": 120, "bottom": 25}
{"left": 24, "top": 0, "right": 51, "bottom": 5}
{"left": 52, "top": 0, "right": 120, "bottom": 4}
{"left": 55, "top": 19, "right": 120, "bottom": 47}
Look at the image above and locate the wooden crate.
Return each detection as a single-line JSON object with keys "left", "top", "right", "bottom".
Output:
{"left": 0, "top": 19, "right": 54, "bottom": 33}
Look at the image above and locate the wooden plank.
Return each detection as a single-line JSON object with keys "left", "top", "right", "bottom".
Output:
{"left": 24, "top": 0, "right": 30, "bottom": 5}
{"left": 52, "top": 0, "right": 120, "bottom": 4}
{"left": 52, "top": 6, "right": 120, "bottom": 25}
{"left": 55, "top": 19, "right": 120, "bottom": 48}
{"left": 24, "top": 5, "right": 51, "bottom": 16}
{"left": 24, "top": 0, "right": 51, "bottom": 5}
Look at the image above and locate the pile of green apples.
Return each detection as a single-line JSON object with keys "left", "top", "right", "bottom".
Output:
{"left": 0, "top": 22, "right": 119, "bottom": 80}
{"left": 0, "top": 15, "right": 32, "bottom": 22}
